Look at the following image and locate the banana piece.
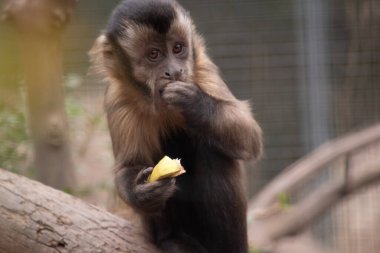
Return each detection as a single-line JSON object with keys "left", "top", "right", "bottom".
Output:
{"left": 148, "top": 156, "right": 186, "bottom": 182}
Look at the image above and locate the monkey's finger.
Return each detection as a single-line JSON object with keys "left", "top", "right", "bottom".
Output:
{"left": 163, "top": 86, "right": 199, "bottom": 109}
{"left": 136, "top": 167, "right": 154, "bottom": 184}
{"left": 144, "top": 178, "right": 176, "bottom": 194}
{"left": 145, "top": 177, "right": 175, "bottom": 187}
{"left": 162, "top": 89, "right": 190, "bottom": 108}
{"left": 134, "top": 182, "right": 176, "bottom": 209}
{"left": 151, "top": 178, "right": 177, "bottom": 195}
{"left": 156, "top": 177, "right": 176, "bottom": 187}
{"left": 165, "top": 82, "right": 198, "bottom": 97}
{"left": 135, "top": 178, "right": 176, "bottom": 199}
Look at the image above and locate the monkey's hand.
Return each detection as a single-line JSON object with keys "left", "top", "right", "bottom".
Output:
{"left": 162, "top": 81, "right": 215, "bottom": 126}
{"left": 116, "top": 166, "right": 176, "bottom": 214}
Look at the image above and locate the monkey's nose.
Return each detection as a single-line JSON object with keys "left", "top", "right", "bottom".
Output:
{"left": 164, "top": 69, "right": 183, "bottom": 80}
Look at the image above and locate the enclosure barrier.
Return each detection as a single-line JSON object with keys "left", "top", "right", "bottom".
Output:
{"left": 248, "top": 123, "right": 380, "bottom": 253}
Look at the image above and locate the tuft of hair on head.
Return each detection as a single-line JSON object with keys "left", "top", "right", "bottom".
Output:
{"left": 107, "top": 0, "right": 178, "bottom": 37}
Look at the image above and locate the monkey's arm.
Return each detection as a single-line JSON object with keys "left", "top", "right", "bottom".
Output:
{"left": 162, "top": 82, "right": 262, "bottom": 160}
{"left": 115, "top": 165, "right": 176, "bottom": 214}
{"left": 209, "top": 99, "right": 263, "bottom": 160}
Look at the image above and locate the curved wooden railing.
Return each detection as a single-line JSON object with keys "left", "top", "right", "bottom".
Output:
{"left": 247, "top": 123, "right": 380, "bottom": 252}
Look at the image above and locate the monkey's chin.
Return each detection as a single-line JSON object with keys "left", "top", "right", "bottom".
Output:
{"left": 152, "top": 80, "right": 170, "bottom": 112}
{"left": 152, "top": 88, "right": 167, "bottom": 113}
{"left": 152, "top": 96, "right": 166, "bottom": 113}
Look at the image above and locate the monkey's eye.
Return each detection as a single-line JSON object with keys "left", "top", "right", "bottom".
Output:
{"left": 148, "top": 48, "right": 161, "bottom": 61}
{"left": 173, "top": 43, "right": 184, "bottom": 54}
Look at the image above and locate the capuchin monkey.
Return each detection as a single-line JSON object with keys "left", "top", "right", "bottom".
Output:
{"left": 91, "top": 0, "right": 262, "bottom": 252}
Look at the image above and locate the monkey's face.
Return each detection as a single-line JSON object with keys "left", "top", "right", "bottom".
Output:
{"left": 102, "top": 0, "right": 195, "bottom": 106}
{"left": 126, "top": 27, "right": 193, "bottom": 89}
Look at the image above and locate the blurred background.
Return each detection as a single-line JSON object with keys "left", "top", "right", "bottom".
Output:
{"left": 0, "top": 0, "right": 379, "bottom": 252}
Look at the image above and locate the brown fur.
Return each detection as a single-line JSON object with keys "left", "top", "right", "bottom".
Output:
{"left": 90, "top": 32, "right": 262, "bottom": 164}
{"left": 90, "top": 1, "right": 262, "bottom": 252}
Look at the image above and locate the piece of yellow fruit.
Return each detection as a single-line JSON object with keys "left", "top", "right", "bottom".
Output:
{"left": 148, "top": 156, "right": 186, "bottom": 182}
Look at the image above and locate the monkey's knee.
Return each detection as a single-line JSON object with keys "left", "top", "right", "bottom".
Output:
{"left": 159, "top": 233, "right": 208, "bottom": 253}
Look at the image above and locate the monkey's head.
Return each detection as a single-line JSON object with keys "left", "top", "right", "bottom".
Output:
{"left": 92, "top": 0, "right": 196, "bottom": 104}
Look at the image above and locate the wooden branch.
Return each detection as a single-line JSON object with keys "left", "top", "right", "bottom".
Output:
{"left": 248, "top": 160, "right": 380, "bottom": 250}
{"left": 0, "top": 168, "right": 160, "bottom": 253}
{"left": 274, "top": 233, "right": 327, "bottom": 253}
{"left": 249, "top": 123, "right": 380, "bottom": 212}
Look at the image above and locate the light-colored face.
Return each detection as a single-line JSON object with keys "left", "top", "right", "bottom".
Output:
{"left": 118, "top": 11, "right": 194, "bottom": 95}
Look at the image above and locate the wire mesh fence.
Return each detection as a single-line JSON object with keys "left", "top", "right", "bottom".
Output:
{"left": 0, "top": 0, "right": 379, "bottom": 252}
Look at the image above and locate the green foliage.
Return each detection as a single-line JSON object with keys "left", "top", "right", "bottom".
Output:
{"left": 278, "top": 192, "right": 291, "bottom": 210}
{"left": 65, "top": 96, "right": 86, "bottom": 118}
{"left": 0, "top": 100, "right": 29, "bottom": 173}
{"left": 63, "top": 187, "right": 74, "bottom": 195}
{"left": 250, "top": 248, "right": 266, "bottom": 253}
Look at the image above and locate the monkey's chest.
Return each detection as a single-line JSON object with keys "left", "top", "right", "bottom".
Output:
{"left": 160, "top": 130, "right": 196, "bottom": 174}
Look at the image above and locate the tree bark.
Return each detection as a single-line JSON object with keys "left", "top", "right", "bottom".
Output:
{"left": 2, "top": 0, "right": 77, "bottom": 190}
{"left": 0, "top": 168, "right": 160, "bottom": 253}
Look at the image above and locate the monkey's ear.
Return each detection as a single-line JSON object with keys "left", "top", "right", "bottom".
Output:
{"left": 89, "top": 34, "right": 114, "bottom": 76}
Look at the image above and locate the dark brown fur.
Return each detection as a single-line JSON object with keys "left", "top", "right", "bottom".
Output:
{"left": 90, "top": 1, "right": 262, "bottom": 252}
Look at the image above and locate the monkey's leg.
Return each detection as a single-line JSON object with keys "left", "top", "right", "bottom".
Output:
{"left": 159, "top": 232, "right": 208, "bottom": 253}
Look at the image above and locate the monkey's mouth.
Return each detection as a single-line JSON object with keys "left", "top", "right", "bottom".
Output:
{"left": 154, "top": 76, "right": 187, "bottom": 110}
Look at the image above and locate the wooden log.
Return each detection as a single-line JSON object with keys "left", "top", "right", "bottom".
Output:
{"left": 0, "top": 168, "right": 160, "bottom": 253}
